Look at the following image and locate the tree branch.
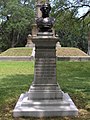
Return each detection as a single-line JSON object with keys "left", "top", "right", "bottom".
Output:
{"left": 78, "top": 10, "right": 90, "bottom": 19}
{"left": 24, "top": 0, "right": 27, "bottom": 5}
{"left": 64, "top": 4, "right": 90, "bottom": 10}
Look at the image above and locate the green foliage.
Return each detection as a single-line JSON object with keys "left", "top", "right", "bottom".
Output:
{"left": 51, "top": 0, "right": 89, "bottom": 53}
{"left": 0, "top": 0, "right": 35, "bottom": 51}
{"left": 56, "top": 11, "right": 88, "bottom": 52}
{"left": 0, "top": 0, "right": 90, "bottom": 52}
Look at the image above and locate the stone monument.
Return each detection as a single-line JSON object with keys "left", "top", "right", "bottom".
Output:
{"left": 13, "top": 1, "right": 78, "bottom": 117}
{"left": 25, "top": 34, "right": 35, "bottom": 47}
{"left": 56, "top": 41, "right": 61, "bottom": 48}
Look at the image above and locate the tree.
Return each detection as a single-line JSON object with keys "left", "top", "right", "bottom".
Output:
{"left": 0, "top": 0, "right": 35, "bottom": 51}
{"left": 51, "top": 0, "right": 90, "bottom": 52}
{"left": 0, "top": 0, "right": 89, "bottom": 52}
{"left": 51, "top": 0, "right": 90, "bottom": 19}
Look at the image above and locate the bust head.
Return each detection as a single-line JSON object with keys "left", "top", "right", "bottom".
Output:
{"left": 36, "top": 3, "right": 55, "bottom": 32}
{"left": 40, "top": 3, "right": 51, "bottom": 18}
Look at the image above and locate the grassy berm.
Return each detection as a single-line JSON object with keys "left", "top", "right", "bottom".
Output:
{"left": 0, "top": 61, "right": 90, "bottom": 120}
{"left": 0, "top": 47, "right": 88, "bottom": 56}
{"left": 0, "top": 47, "right": 32, "bottom": 56}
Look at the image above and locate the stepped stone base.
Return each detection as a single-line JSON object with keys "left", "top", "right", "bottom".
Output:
{"left": 28, "top": 84, "right": 63, "bottom": 100}
{"left": 13, "top": 90, "right": 78, "bottom": 117}
{"left": 25, "top": 44, "right": 35, "bottom": 48}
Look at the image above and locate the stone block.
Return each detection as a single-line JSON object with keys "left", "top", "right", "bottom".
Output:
{"left": 28, "top": 91, "right": 63, "bottom": 100}
{"left": 13, "top": 92, "right": 78, "bottom": 117}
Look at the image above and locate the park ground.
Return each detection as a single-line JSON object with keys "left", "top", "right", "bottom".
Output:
{"left": 0, "top": 61, "right": 90, "bottom": 120}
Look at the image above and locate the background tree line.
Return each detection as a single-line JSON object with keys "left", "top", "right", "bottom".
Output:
{"left": 0, "top": 0, "right": 90, "bottom": 53}
{"left": 0, "top": 0, "right": 35, "bottom": 51}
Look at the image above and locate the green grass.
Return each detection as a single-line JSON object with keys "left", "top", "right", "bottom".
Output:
{"left": 0, "top": 47, "right": 32, "bottom": 56}
{"left": 57, "top": 62, "right": 90, "bottom": 110}
{"left": 0, "top": 47, "right": 88, "bottom": 56}
{"left": 0, "top": 61, "right": 90, "bottom": 120}
{"left": 56, "top": 47, "right": 88, "bottom": 56}
{"left": 0, "top": 61, "right": 34, "bottom": 105}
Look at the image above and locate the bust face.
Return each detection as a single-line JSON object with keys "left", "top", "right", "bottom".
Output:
{"left": 40, "top": 3, "right": 51, "bottom": 18}
{"left": 36, "top": 3, "right": 54, "bottom": 32}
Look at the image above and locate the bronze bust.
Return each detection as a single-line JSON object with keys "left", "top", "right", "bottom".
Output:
{"left": 36, "top": 3, "right": 55, "bottom": 32}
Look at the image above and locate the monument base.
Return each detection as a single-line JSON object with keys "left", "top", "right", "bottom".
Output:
{"left": 25, "top": 44, "right": 35, "bottom": 48}
{"left": 13, "top": 91, "right": 78, "bottom": 117}
{"left": 13, "top": 32, "right": 78, "bottom": 117}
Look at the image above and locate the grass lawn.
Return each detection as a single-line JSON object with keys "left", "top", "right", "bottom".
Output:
{"left": 0, "top": 61, "right": 90, "bottom": 120}
{"left": 0, "top": 47, "right": 88, "bottom": 56}
{"left": 56, "top": 47, "right": 88, "bottom": 56}
{"left": 0, "top": 47, "right": 32, "bottom": 56}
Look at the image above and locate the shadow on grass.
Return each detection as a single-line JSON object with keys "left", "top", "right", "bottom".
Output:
{"left": 0, "top": 74, "right": 34, "bottom": 119}
{"left": 0, "top": 62, "right": 90, "bottom": 120}
{"left": 57, "top": 62, "right": 90, "bottom": 110}
{"left": 0, "top": 74, "right": 34, "bottom": 106}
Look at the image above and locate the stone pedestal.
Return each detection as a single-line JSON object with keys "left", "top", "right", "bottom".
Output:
{"left": 56, "top": 41, "right": 61, "bottom": 48}
{"left": 32, "top": 24, "right": 38, "bottom": 37}
{"left": 25, "top": 34, "right": 35, "bottom": 48}
{"left": 13, "top": 32, "right": 78, "bottom": 117}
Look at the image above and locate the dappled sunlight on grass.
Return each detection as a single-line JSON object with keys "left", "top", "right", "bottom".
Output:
{"left": 0, "top": 61, "right": 90, "bottom": 120}
{"left": 0, "top": 61, "right": 34, "bottom": 105}
{"left": 0, "top": 61, "right": 34, "bottom": 75}
{"left": 57, "top": 62, "right": 90, "bottom": 111}
{"left": 0, "top": 74, "right": 33, "bottom": 105}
